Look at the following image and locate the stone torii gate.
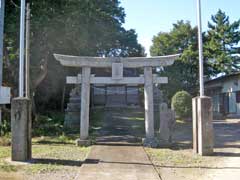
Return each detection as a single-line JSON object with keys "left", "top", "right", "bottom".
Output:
{"left": 54, "top": 54, "right": 179, "bottom": 146}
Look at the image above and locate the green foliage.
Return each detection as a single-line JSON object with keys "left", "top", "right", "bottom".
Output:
{"left": 205, "top": 9, "right": 240, "bottom": 75}
{"left": 150, "top": 10, "right": 240, "bottom": 101}
{"left": 32, "top": 112, "right": 65, "bottom": 137}
{"left": 171, "top": 91, "right": 192, "bottom": 118}
{"left": 0, "top": 120, "right": 10, "bottom": 137}
{"left": 4, "top": 0, "right": 145, "bottom": 114}
{"left": 150, "top": 21, "right": 199, "bottom": 100}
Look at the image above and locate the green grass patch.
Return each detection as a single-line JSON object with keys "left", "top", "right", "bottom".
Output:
{"left": 0, "top": 137, "right": 91, "bottom": 174}
{"left": 0, "top": 146, "right": 10, "bottom": 159}
{"left": 0, "top": 161, "right": 18, "bottom": 172}
{"left": 33, "top": 134, "right": 79, "bottom": 145}
{"left": 0, "top": 146, "right": 18, "bottom": 173}
{"left": 32, "top": 144, "right": 90, "bottom": 160}
{"left": 145, "top": 148, "right": 217, "bottom": 168}
{"left": 146, "top": 148, "right": 202, "bottom": 166}
{"left": 24, "top": 163, "right": 60, "bottom": 174}
{"left": 25, "top": 144, "right": 90, "bottom": 173}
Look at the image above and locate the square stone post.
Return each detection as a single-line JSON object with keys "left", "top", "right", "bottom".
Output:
{"left": 197, "top": 96, "right": 214, "bottom": 155}
{"left": 77, "top": 67, "right": 91, "bottom": 146}
{"left": 143, "top": 67, "right": 157, "bottom": 147}
{"left": 11, "top": 97, "right": 31, "bottom": 161}
{"left": 192, "top": 96, "right": 214, "bottom": 156}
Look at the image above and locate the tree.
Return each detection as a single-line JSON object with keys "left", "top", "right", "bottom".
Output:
{"left": 205, "top": 9, "right": 240, "bottom": 75}
{"left": 150, "top": 21, "right": 199, "bottom": 100}
{"left": 3, "top": 0, "right": 144, "bottom": 113}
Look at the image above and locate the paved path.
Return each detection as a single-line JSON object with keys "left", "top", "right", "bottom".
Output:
{"left": 77, "top": 108, "right": 160, "bottom": 180}
{"left": 77, "top": 145, "right": 160, "bottom": 180}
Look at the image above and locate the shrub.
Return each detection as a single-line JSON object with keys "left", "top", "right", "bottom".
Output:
{"left": 0, "top": 119, "right": 11, "bottom": 136}
{"left": 171, "top": 91, "right": 192, "bottom": 118}
{"left": 32, "top": 112, "right": 64, "bottom": 137}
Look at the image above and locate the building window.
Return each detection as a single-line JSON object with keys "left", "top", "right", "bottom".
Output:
{"left": 236, "top": 91, "right": 240, "bottom": 103}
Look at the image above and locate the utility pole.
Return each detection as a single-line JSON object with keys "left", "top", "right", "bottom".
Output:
{"left": 19, "top": 0, "right": 26, "bottom": 97}
{"left": 197, "top": 0, "right": 204, "bottom": 96}
{"left": 0, "top": 0, "right": 4, "bottom": 88}
{"left": 0, "top": 0, "right": 10, "bottom": 127}
{"left": 192, "top": 0, "right": 214, "bottom": 156}
{"left": 0, "top": 0, "right": 5, "bottom": 126}
{"left": 25, "top": 3, "right": 30, "bottom": 98}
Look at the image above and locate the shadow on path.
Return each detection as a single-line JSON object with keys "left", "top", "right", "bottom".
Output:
{"left": 95, "top": 108, "right": 145, "bottom": 145}
{"left": 32, "top": 158, "right": 83, "bottom": 166}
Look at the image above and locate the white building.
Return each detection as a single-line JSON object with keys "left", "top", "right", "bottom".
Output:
{"left": 205, "top": 73, "right": 240, "bottom": 118}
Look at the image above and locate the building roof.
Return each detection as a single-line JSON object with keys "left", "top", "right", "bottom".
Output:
{"left": 205, "top": 72, "right": 240, "bottom": 85}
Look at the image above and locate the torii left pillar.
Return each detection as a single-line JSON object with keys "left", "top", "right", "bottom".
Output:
{"left": 76, "top": 67, "right": 91, "bottom": 146}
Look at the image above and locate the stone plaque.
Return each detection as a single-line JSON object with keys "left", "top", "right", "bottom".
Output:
{"left": 112, "top": 63, "right": 123, "bottom": 80}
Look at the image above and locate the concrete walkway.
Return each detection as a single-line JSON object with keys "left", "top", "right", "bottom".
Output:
{"left": 77, "top": 145, "right": 160, "bottom": 180}
{"left": 77, "top": 108, "right": 160, "bottom": 180}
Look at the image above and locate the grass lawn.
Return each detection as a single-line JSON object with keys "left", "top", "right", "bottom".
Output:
{"left": 0, "top": 109, "right": 105, "bottom": 179}
{"left": 0, "top": 136, "right": 90, "bottom": 175}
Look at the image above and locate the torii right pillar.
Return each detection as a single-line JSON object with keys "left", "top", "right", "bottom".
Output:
{"left": 192, "top": 96, "right": 214, "bottom": 156}
{"left": 143, "top": 66, "right": 158, "bottom": 147}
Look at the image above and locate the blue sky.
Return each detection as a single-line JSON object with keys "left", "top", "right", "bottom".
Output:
{"left": 121, "top": 0, "right": 240, "bottom": 56}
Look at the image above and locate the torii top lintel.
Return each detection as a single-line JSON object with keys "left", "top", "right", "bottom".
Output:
{"left": 54, "top": 54, "right": 180, "bottom": 68}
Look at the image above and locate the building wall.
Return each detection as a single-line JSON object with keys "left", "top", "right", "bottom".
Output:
{"left": 221, "top": 78, "right": 240, "bottom": 115}
{"left": 207, "top": 76, "right": 240, "bottom": 117}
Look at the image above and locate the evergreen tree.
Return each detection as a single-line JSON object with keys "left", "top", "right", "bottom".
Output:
{"left": 205, "top": 9, "right": 240, "bottom": 75}
{"left": 150, "top": 21, "right": 199, "bottom": 100}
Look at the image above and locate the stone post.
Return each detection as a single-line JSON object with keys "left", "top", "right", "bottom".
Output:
{"left": 192, "top": 96, "right": 214, "bottom": 156}
{"left": 143, "top": 67, "right": 157, "bottom": 147}
{"left": 197, "top": 96, "right": 214, "bottom": 155}
{"left": 11, "top": 97, "right": 31, "bottom": 161}
{"left": 159, "top": 103, "right": 175, "bottom": 146}
{"left": 77, "top": 67, "right": 91, "bottom": 146}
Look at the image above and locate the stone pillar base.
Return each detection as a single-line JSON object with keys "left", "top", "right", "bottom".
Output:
{"left": 76, "top": 139, "right": 91, "bottom": 146}
{"left": 142, "top": 137, "right": 159, "bottom": 148}
{"left": 11, "top": 97, "right": 32, "bottom": 162}
{"left": 192, "top": 96, "right": 214, "bottom": 156}
{"left": 157, "top": 139, "right": 173, "bottom": 148}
